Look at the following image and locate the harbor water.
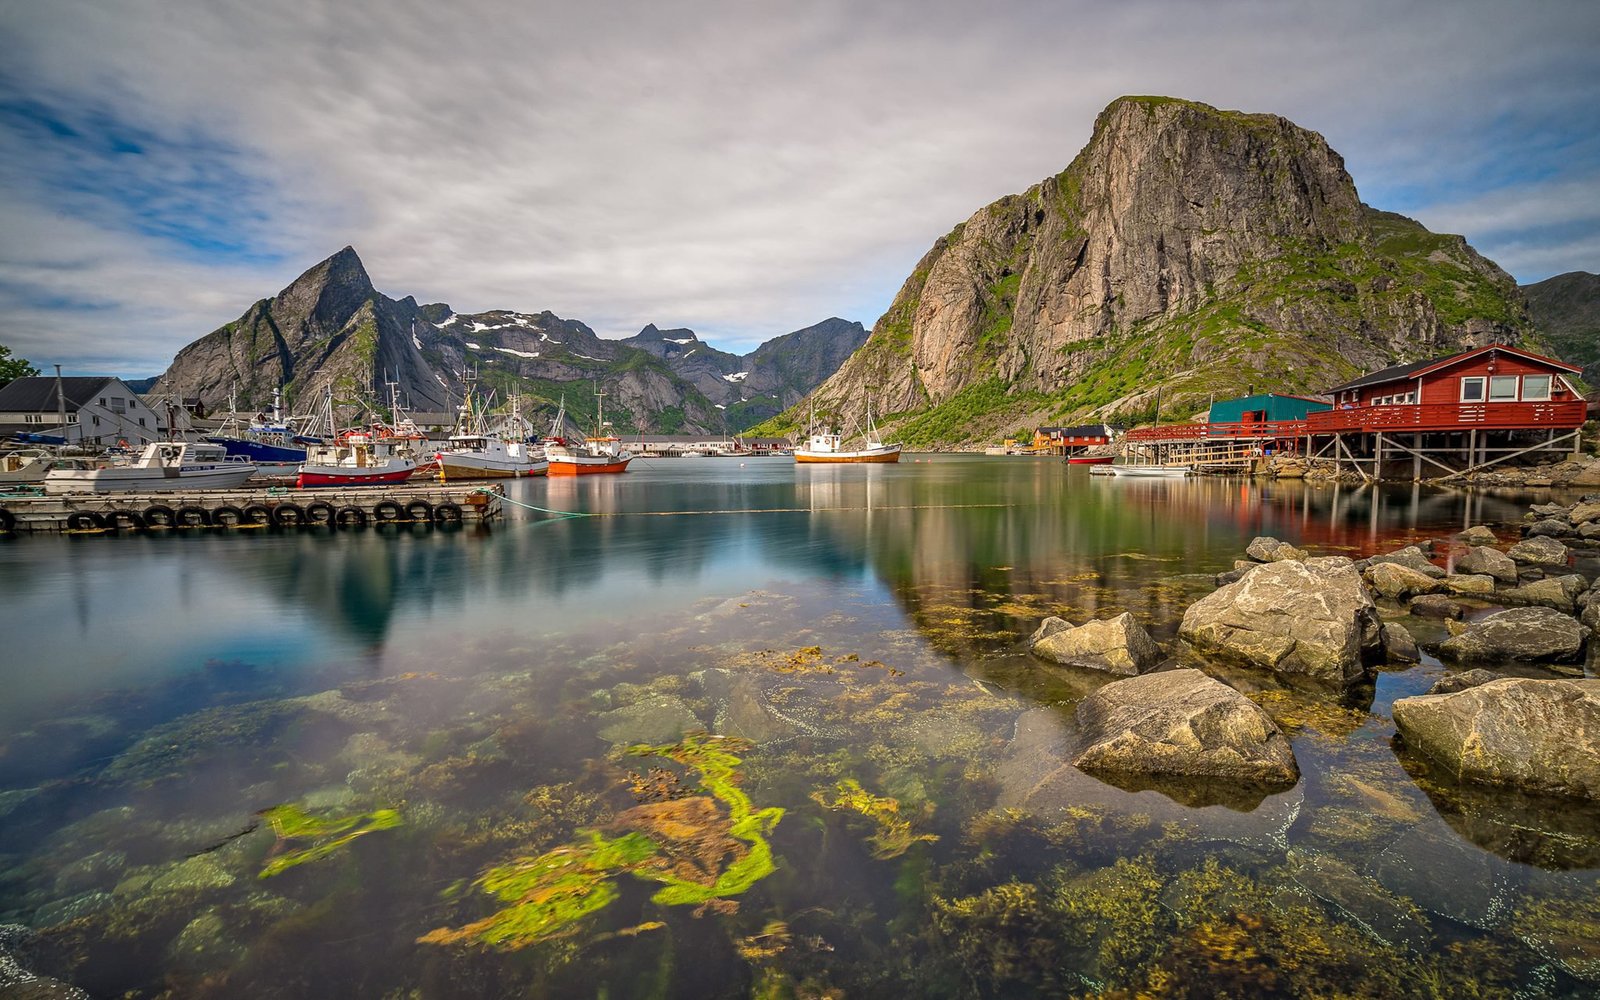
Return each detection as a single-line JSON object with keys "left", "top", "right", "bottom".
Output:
{"left": 2, "top": 455, "right": 1596, "bottom": 998}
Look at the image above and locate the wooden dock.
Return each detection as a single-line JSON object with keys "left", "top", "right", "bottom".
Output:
{"left": 0, "top": 483, "right": 504, "bottom": 534}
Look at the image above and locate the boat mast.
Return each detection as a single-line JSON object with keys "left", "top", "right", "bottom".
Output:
{"left": 54, "top": 364, "right": 66, "bottom": 457}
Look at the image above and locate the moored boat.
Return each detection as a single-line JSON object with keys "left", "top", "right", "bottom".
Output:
{"left": 545, "top": 393, "right": 633, "bottom": 476}
{"left": 1107, "top": 464, "right": 1191, "bottom": 477}
{"left": 1066, "top": 454, "right": 1116, "bottom": 465}
{"left": 793, "top": 395, "right": 902, "bottom": 464}
{"left": 435, "top": 390, "right": 548, "bottom": 479}
{"left": 297, "top": 431, "right": 416, "bottom": 487}
{"left": 43, "top": 441, "right": 259, "bottom": 494}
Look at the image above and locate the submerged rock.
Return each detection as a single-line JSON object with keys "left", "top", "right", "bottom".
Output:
{"left": 1392, "top": 677, "right": 1600, "bottom": 800}
{"left": 596, "top": 695, "right": 702, "bottom": 745}
{"left": 1286, "top": 849, "right": 1430, "bottom": 952}
{"left": 1454, "top": 545, "right": 1518, "bottom": 583}
{"left": 1370, "top": 824, "right": 1518, "bottom": 930}
{"left": 1178, "top": 557, "right": 1380, "bottom": 690}
{"left": 1071, "top": 668, "right": 1299, "bottom": 786}
{"left": 1030, "top": 613, "right": 1162, "bottom": 675}
{"left": 1436, "top": 607, "right": 1587, "bottom": 664}
{"left": 0, "top": 924, "right": 91, "bottom": 999}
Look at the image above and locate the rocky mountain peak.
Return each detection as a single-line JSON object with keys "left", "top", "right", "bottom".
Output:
{"left": 786, "top": 95, "right": 1536, "bottom": 447}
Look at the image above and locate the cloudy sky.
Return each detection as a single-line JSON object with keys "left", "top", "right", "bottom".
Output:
{"left": 2, "top": 0, "right": 1597, "bottom": 375}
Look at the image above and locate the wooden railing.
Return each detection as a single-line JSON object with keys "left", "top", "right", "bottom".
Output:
{"left": 1304, "top": 400, "right": 1587, "bottom": 433}
{"left": 1122, "top": 419, "right": 1309, "bottom": 442}
{"left": 1123, "top": 400, "right": 1587, "bottom": 442}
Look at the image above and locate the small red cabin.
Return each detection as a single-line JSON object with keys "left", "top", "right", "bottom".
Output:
{"left": 1310, "top": 344, "right": 1586, "bottom": 433}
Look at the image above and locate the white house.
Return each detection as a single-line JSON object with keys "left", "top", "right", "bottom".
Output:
{"left": 0, "top": 376, "right": 171, "bottom": 446}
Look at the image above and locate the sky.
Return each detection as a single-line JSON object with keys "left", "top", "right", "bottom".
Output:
{"left": 1, "top": 0, "right": 1597, "bottom": 376}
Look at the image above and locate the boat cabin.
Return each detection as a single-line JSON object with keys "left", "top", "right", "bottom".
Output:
{"left": 136, "top": 441, "right": 232, "bottom": 467}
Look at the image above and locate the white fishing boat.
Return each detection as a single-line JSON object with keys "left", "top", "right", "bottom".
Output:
{"left": 435, "top": 392, "right": 548, "bottom": 479}
{"left": 546, "top": 392, "right": 633, "bottom": 475}
{"left": 794, "top": 395, "right": 901, "bottom": 464}
{"left": 43, "top": 441, "right": 258, "bottom": 494}
{"left": 1107, "top": 464, "right": 1192, "bottom": 478}
{"left": 297, "top": 431, "right": 417, "bottom": 488}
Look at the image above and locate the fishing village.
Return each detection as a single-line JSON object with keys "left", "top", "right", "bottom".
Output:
{"left": 5, "top": 3, "right": 1600, "bottom": 995}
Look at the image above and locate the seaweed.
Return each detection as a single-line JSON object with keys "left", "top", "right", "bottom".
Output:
{"left": 420, "top": 733, "right": 785, "bottom": 949}
{"left": 257, "top": 804, "right": 402, "bottom": 878}
{"left": 811, "top": 779, "right": 938, "bottom": 859}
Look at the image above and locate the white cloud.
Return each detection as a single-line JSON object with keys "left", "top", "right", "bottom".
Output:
{"left": 2, "top": 0, "right": 1598, "bottom": 375}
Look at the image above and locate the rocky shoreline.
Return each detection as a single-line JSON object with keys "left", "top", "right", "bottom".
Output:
{"left": 1029, "top": 493, "right": 1600, "bottom": 804}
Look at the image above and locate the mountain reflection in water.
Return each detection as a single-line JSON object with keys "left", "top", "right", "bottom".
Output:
{"left": 1, "top": 457, "right": 1594, "bottom": 998}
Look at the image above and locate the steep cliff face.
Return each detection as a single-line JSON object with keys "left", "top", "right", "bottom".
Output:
{"left": 1523, "top": 271, "right": 1600, "bottom": 383}
{"left": 154, "top": 247, "right": 453, "bottom": 412}
{"left": 796, "top": 97, "right": 1537, "bottom": 444}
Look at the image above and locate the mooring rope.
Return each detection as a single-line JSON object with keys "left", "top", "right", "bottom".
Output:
{"left": 478, "top": 488, "right": 1016, "bottom": 520}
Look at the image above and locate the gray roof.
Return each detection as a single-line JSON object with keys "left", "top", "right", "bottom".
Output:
{"left": 0, "top": 376, "right": 116, "bottom": 412}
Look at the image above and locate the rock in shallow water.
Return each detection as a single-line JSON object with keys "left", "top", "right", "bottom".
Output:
{"left": 1455, "top": 545, "right": 1518, "bottom": 583}
{"left": 1030, "top": 612, "right": 1162, "bottom": 675}
{"left": 1392, "top": 677, "right": 1600, "bottom": 800}
{"left": 1508, "top": 535, "right": 1570, "bottom": 568}
{"left": 1496, "top": 574, "right": 1588, "bottom": 612}
{"left": 1367, "top": 545, "right": 1446, "bottom": 579}
{"left": 1179, "top": 557, "right": 1379, "bottom": 690}
{"left": 1365, "top": 562, "right": 1444, "bottom": 600}
{"left": 1070, "top": 668, "right": 1299, "bottom": 786}
{"left": 1436, "top": 606, "right": 1587, "bottom": 664}
{"left": 1245, "top": 535, "right": 1306, "bottom": 562}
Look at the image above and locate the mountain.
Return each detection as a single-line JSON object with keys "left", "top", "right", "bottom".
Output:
{"left": 154, "top": 247, "right": 450, "bottom": 413}
{"left": 769, "top": 96, "right": 1541, "bottom": 446}
{"left": 1522, "top": 272, "right": 1600, "bottom": 384}
{"left": 152, "top": 250, "right": 864, "bottom": 434}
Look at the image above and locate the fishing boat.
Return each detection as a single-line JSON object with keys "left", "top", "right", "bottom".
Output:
{"left": 546, "top": 392, "right": 633, "bottom": 475}
{"left": 297, "top": 430, "right": 416, "bottom": 487}
{"left": 205, "top": 387, "right": 323, "bottom": 464}
{"left": 43, "top": 441, "right": 258, "bottom": 494}
{"left": 1066, "top": 455, "right": 1116, "bottom": 465}
{"left": 1107, "top": 464, "right": 1191, "bottom": 478}
{"left": 794, "top": 396, "right": 901, "bottom": 464}
{"left": 435, "top": 392, "right": 548, "bottom": 479}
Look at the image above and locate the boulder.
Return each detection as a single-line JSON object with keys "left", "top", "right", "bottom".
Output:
{"left": 1425, "top": 668, "right": 1502, "bottom": 695}
{"left": 1365, "top": 562, "right": 1445, "bottom": 600}
{"left": 1031, "top": 613, "right": 1162, "bottom": 676}
{"left": 1178, "top": 557, "right": 1380, "bottom": 690}
{"left": 1408, "top": 594, "right": 1464, "bottom": 619}
{"left": 1455, "top": 545, "right": 1518, "bottom": 584}
{"left": 1436, "top": 607, "right": 1587, "bottom": 664}
{"left": 1526, "top": 518, "right": 1576, "bottom": 539}
{"left": 1392, "top": 678, "right": 1600, "bottom": 800}
{"left": 1380, "top": 622, "right": 1420, "bottom": 663}
{"left": 596, "top": 695, "right": 702, "bottom": 745}
{"left": 1572, "top": 501, "right": 1600, "bottom": 525}
{"left": 1071, "top": 668, "right": 1298, "bottom": 785}
{"left": 1584, "top": 600, "right": 1600, "bottom": 634}
{"left": 1582, "top": 523, "right": 1600, "bottom": 541}
{"left": 1028, "top": 616, "right": 1073, "bottom": 646}
{"left": 1508, "top": 535, "right": 1570, "bottom": 568}
{"left": 1497, "top": 575, "right": 1589, "bottom": 612}
{"left": 1442, "top": 574, "right": 1496, "bottom": 596}
{"left": 1530, "top": 502, "right": 1571, "bottom": 518}
{"left": 1214, "top": 566, "right": 1250, "bottom": 587}
{"left": 1245, "top": 536, "right": 1307, "bottom": 563}
{"left": 1367, "top": 545, "right": 1446, "bottom": 579}
{"left": 1455, "top": 525, "right": 1500, "bottom": 545}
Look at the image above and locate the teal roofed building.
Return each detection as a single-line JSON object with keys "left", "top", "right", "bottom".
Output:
{"left": 1207, "top": 393, "right": 1331, "bottom": 425}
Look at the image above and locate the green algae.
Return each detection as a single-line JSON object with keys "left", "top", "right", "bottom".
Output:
{"left": 811, "top": 778, "right": 938, "bottom": 859}
{"left": 257, "top": 804, "right": 402, "bottom": 878}
{"left": 421, "top": 733, "right": 785, "bottom": 950}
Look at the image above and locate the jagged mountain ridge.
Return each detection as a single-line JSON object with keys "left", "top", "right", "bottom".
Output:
{"left": 154, "top": 250, "right": 865, "bottom": 434}
{"left": 1522, "top": 271, "right": 1600, "bottom": 384}
{"left": 772, "top": 96, "right": 1544, "bottom": 446}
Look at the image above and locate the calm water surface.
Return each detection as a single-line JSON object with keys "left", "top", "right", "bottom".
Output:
{"left": 2, "top": 456, "right": 1595, "bottom": 998}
